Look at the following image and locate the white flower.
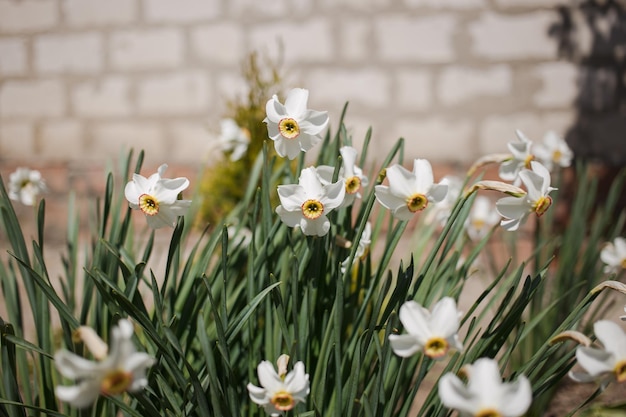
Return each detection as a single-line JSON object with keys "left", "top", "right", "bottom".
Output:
{"left": 276, "top": 167, "right": 345, "bottom": 236}
{"left": 247, "top": 358, "right": 310, "bottom": 416}
{"left": 496, "top": 161, "right": 556, "bottom": 231}
{"left": 374, "top": 159, "right": 448, "bottom": 221}
{"left": 54, "top": 319, "right": 155, "bottom": 408}
{"left": 438, "top": 357, "right": 532, "bottom": 417}
{"left": 534, "top": 131, "right": 573, "bottom": 171}
{"left": 219, "top": 118, "right": 250, "bottom": 162}
{"left": 425, "top": 175, "right": 463, "bottom": 226}
{"left": 264, "top": 88, "right": 329, "bottom": 160}
{"left": 388, "top": 297, "right": 463, "bottom": 360}
{"left": 341, "top": 222, "right": 372, "bottom": 273}
{"left": 569, "top": 320, "right": 626, "bottom": 385}
{"left": 316, "top": 146, "right": 369, "bottom": 207}
{"left": 8, "top": 167, "right": 46, "bottom": 206}
{"left": 226, "top": 224, "right": 253, "bottom": 248}
{"left": 499, "top": 130, "right": 535, "bottom": 184}
{"left": 601, "top": 237, "right": 626, "bottom": 274}
{"left": 465, "top": 196, "right": 500, "bottom": 241}
{"left": 124, "top": 164, "right": 191, "bottom": 229}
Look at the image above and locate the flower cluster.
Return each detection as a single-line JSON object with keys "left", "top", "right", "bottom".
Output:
{"left": 8, "top": 167, "right": 46, "bottom": 206}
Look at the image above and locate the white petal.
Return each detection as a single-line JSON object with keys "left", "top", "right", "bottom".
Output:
{"left": 412, "top": 159, "right": 435, "bottom": 194}
{"left": 428, "top": 183, "right": 448, "bottom": 204}
{"left": 385, "top": 164, "right": 416, "bottom": 199}
{"left": 284, "top": 362, "right": 310, "bottom": 398}
{"left": 438, "top": 373, "right": 479, "bottom": 415}
{"left": 429, "top": 297, "right": 461, "bottom": 339}
{"left": 299, "top": 110, "right": 329, "bottom": 135}
{"left": 277, "top": 184, "right": 306, "bottom": 211}
{"left": 496, "top": 376, "right": 532, "bottom": 417}
{"left": 54, "top": 350, "right": 102, "bottom": 379}
{"left": 299, "top": 168, "right": 324, "bottom": 198}
{"left": 300, "top": 216, "right": 330, "bottom": 236}
{"left": 593, "top": 320, "right": 626, "bottom": 359}
{"left": 315, "top": 165, "right": 335, "bottom": 185}
{"left": 466, "top": 358, "right": 505, "bottom": 404}
{"left": 496, "top": 196, "right": 530, "bottom": 222}
{"left": 575, "top": 346, "right": 613, "bottom": 378}
{"left": 398, "top": 301, "right": 432, "bottom": 344}
{"left": 124, "top": 181, "right": 143, "bottom": 205}
{"left": 265, "top": 95, "right": 286, "bottom": 123}
{"left": 297, "top": 132, "right": 322, "bottom": 153}
{"left": 257, "top": 361, "right": 283, "bottom": 393}
{"left": 374, "top": 185, "right": 405, "bottom": 212}
{"left": 320, "top": 180, "right": 346, "bottom": 211}
{"left": 276, "top": 206, "right": 302, "bottom": 228}
{"left": 247, "top": 383, "right": 270, "bottom": 405}
{"left": 389, "top": 334, "right": 422, "bottom": 357}
{"left": 266, "top": 120, "right": 280, "bottom": 139}
{"left": 284, "top": 88, "right": 309, "bottom": 118}
{"left": 56, "top": 380, "right": 102, "bottom": 408}
{"left": 518, "top": 169, "right": 544, "bottom": 201}
{"left": 340, "top": 146, "right": 358, "bottom": 176}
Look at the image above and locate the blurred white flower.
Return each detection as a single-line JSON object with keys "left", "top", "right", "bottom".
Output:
{"left": 438, "top": 357, "right": 532, "bottom": 417}
{"left": 499, "top": 130, "right": 535, "bottom": 184}
{"left": 8, "top": 167, "right": 46, "bottom": 206}
{"left": 375, "top": 159, "right": 448, "bottom": 221}
{"left": 54, "top": 319, "right": 155, "bottom": 408}
{"left": 569, "top": 320, "right": 626, "bottom": 386}
{"left": 317, "top": 146, "right": 369, "bottom": 207}
{"left": 341, "top": 222, "right": 372, "bottom": 273}
{"left": 219, "top": 118, "right": 250, "bottom": 162}
{"left": 124, "top": 164, "right": 191, "bottom": 229}
{"left": 425, "top": 175, "right": 463, "bottom": 226}
{"left": 264, "top": 88, "right": 329, "bottom": 160}
{"left": 465, "top": 196, "right": 500, "bottom": 241}
{"left": 276, "top": 167, "right": 345, "bottom": 236}
{"left": 388, "top": 297, "right": 463, "bottom": 360}
{"left": 226, "top": 224, "right": 253, "bottom": 248}
{"left": 534, "top": 131, "right": 573, "bottom": 171}
{"left": 247, "top": 357, "right": 310, "bottom": 416}
{"left": 496, "top": 161, "right": 556, "bottom": 231}
{"left": 601, "top": 237, "right": 626, "bottom": 274}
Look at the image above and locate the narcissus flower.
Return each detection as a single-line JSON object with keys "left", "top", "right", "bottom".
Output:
{"left": 218, "top": 118, "right": 250, "bottom": 162}
{"left": 374, "top": 159, "right": 448, "bottom": 221}
{"left": 276, "top": 167, "right": 345, "bottom": 236}
{"left": 465, "top": 196, "right": 500, "bottom": 241}
{"left": 570, "top": 320, "right": 626, "bottom": 386}
{"left": 247, "top": 356, "right": 310, "bottom": 416}
{"left": 341, "top": 222, "right": 372, "bottom": 273}
{"left": 317, "top": 146, "right": 369, "bottom": 207}
{"left": 264, "top": 88, "right": 329, "bottom": 160}
{"left": 534, "top": 130, "right": 573, "bottom": 171}
{"left": 439, "top": 357, "right": 532, "bottom": 417}
{"left": 8, "top": 167, "right": 46, "bottom": 206}
{"left": 389, "top": 297, "right": 463, "bottom": 360}
{"left": 499, "top": 130, "right": 535, "bottom": 184}
{"left": 601, "top": 237, "right": 626, "bottom": 274}
{"left": 54, "top": 319, "right": 155, "bottom": 408}
{"left": 124, "top": 164, "right": 191, "bottom": 229}
{"left": 496, "top": 161, "right": 556, "bottom": 231}
{"left": 426, "top": 175, "right": 463, "bottom": 226}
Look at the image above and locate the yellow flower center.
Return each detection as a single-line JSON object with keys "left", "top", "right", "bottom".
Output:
{"left": 278, "top": 118, "right": 300, "bottom": 139}
{"left": 100, "top": 370, "right": 133, "bottom": 395}
{"left": 424, "top": 336, "right": 449, "bottom": 359}
{"left": 621, "top": 258, "right": 626, "bottom": 270}
{"left": 614, "top": 360, "right": 626, "bottom": 382}
{"left": 271, "top": 390, "right": 295, "bottom": 411}
{"left": 472, "top": 218, "right": 485, "bottom": 229}
{"left": 139, "top": 194, "right": 159, "bottom": 216}
{"left": 533, "top": 196, "right": 552, "bottom": 217}
{"left": 301, "top": 199, "right": 324, "bottom": 220}
{"left": 553, "top": 149, "right": 562, "bottom": 163}
{"left": 524, "top": 154, "right": 535, "bottom": 169}
{"left": 406, "top": 193, "right": 428, "bottom": 213}
{"left": 345, "top": 176, "right": 361, "bottom": 194}
{"left": 475, "top": 408, "right": 502, "bottom": 417}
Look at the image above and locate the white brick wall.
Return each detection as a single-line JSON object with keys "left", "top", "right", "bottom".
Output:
{"left": 437, "top": 65, "right": 512, "bottom": 106}
{"left": 40, "top": 121, "right": 84, "bottom": 158}
{"left": 395, "top": 70, "right": 432, "bottom": 111}
{"left": 144, "top": 0, "right": 220, "bottom": 23}
{"left": 35, "top": 33, "right": 103, "bottom": 74}
{"left": 62, "top": 0, "right": 137, "bottom": 27}
{"left": 0, "top": 37, "right": 26, "bottom": 75}
{"left": 0, "top": 0, "right": 58, "bottom": 33}
{"left": 110, "top": 29, "right": 184, "bottom": 70}
{"left": 0, "top": 80, "right": 66, "bottom": 118}
{"left": 137, "top": 71, "right": 210, "bottom": 115}
{"left": 0, "top": 122, "right": 34, "bottom": 156}
{"left": 533, "top": 62, "right": 579, "bottom": 108}
{"left": 72, "top": 77, "right": 133, "bottom": 117}
{"left": 307, "top": 69, "right": 390, "bottom": 109}
{"left": 191, "top": 23, "right": 244, "bottom": 66}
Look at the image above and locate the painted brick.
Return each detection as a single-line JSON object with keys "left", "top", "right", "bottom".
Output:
{"left": 469, "top": 12, "right": 556, "bottom": 60}
{"left": 91, "top": 122, "right": 165, "bottom": 158}
{"left": 0, "top": 122, "right": 34, "bottom": 157}
{"left": 479, "top": 111, "right": 575, "bottom": 154}
{"left": 404, "top": 0, "right": 486, "bottom": 9}
{"left": 395, "top": 70, "right": 432, "bottom": 111}
{"left": 191, "top": 23, "right": 244, "bottom": 66}
{"left": 0, "top": 37, "right": 27, "bottom": 76}
{"left": 249, "top": 19, "right": 333, "bottom": 64}
{"left": 62, "top": 0, "right": 136, "bottom": 27}
{"left": 307, "top": 69, "right": 390, "bottom": 109}
{"left": 340, "top": 19, "right": 370, "bottom": 62}
{"left": 166, "top": 122, "right": 213, "bottom": 161}
{"left": 375, "top": 15, "right": 457, "bottom": 63}
{"left": 137, "top": 72, "right": 210, "bottom": 115}
{"left": 0, "top": 80, "right": 66, "bottom": 118}
{"left": 214, "top": 73, "right": 248, "bottom": 113}
{"left": 533, "top": 62, "right": 578, "bottom": 108}
{"left": 40, "top": 121, "right": 84, "bottom": 158}
{"left": 34, "top": 33, "right": 103, "bottom": 74}
{"left": 110, "top": 29, "right": 184, "bottom": 71}
{"left": 72, "top": 77, "right": 132, "bottom": 117}
{"left": 495, "top": 0, "right": 567, "bottom": 7}
{"left": 392, "top": 117, "right": 475, "bottom": 161}
{"left": 144, "top": 0, "right": 220, "bottom": 23}
{"left": 0, "top": 0, "right": 58, "bottom": 33}
{"left": 437, "top": 65, "right": 512, "bottom": 106}
{"left": 319, "top": 0, "right": 390, "bottom": 10}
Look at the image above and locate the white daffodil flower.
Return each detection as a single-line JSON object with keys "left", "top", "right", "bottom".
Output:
{"left": 219, "top": 118, "right": 250, "bottom": 162}
{"left": 465, "top": 196, "right": 500, "bottom": 241}
{"left": 247, "top": 357, "right": 310, "bottom": 416}
{"left": 124, "top": 164, "right": 191, "bottom": 229}
{"left": 569, "top": 320, "right": 626, "bottom": 386}
{"left": 8, "top": 167, "right": 46, "bottom": 206}
{"left": 496, "top": 161, "right": 556, "bottom": 231}
{"left": 341, "top": 222, "right": 372, "bottom": 273}
{"left": 601, "top": 237, "right": 626, "bottom": 274}
{"left": 374, "top": 159, "right": 448, "bottom": 221}
{"left": 276, "top": 167, "right": 345, "bottom": 237}
{"left": 54, "top": 319, "right": 155, "bottom": 408}
{"left": 316, "top": 146, "right": 369, "bottom": 207}
{"left": 426, "top": 175, "right": 463, "bottom": 226}
{"left": 389, "top": 297, "right": 463, "bottom": 360}
{"left": 439, "top": 357, "right": 532, "bottom": 417}
{"left": 534, "top": 130, "right": 573, "bottom": 171}
{"left": 499, "top": 130, "right": 535, "bottom": 184}
{"left": 264, "top": 88, "right": 329, "bottom": 160}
